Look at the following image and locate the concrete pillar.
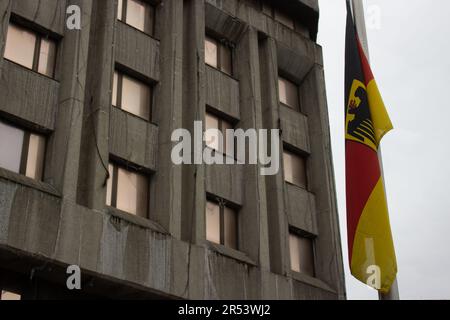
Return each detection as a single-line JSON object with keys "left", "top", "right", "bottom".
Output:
{"left": 0, "top": 0, "right": 12, "bottom": 78}
{"left": 77, "top": 0, "right": 116, "bottom": 210}
{"left": 47, "top": 0, "right": 93, "bottom": 201}
{"left": 259, "top": 36, "right": 290, "bottom": 275}
{"left": 181, "top": 0, "right": 206, "bottom": 244}
{"left": 151, "top": 0, "right": 184, "bottom": 238}
{"left": 300, "top": 61, "right": 346, "bottom": 298}
{"left": 235, "top": 27, "right": 271, "bottom": 268}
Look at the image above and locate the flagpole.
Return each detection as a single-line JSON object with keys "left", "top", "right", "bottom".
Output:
{"left": 349, "top": 0, "right": 400, "bottom": 301}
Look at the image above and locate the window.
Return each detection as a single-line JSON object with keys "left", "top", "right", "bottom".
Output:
{"left": 205, "top": 112, "right": 234, "bottom": 157}
{"left": 0, "top": 121, "right": 46, "bottom": 181}
{"left": 206, "top": 199, "right": 238, "bottom": 250}
{"left": 205, "top": 36, "right": 232, "bottom": 75}
{"left": 289, "top": 231, "right": 315, "bottom": 277}
{"left": 4, "top": 23, "right": 56, "bottom": 77}
{"left": 283, "top": 150, "right": 307, "bottom": 188}
{"left": 0, "top": 290, "right": 21, "bottom": 300}
{"left": 261, "top": 3, "right": 295, "bottom": 29}
{"left": 117, "top": 0, "right": 155, "bottom": 35}
{"left": 113, "top": 71, "right": 152, "bottom": 121}
{"left": 278, "top": 76, "right": 300, "bottom": 111}
{"left": 274, "top": 10, "right": 295, "bottom": 29}
{"left": 106, "top": 162, "right": 149, "bottom": 218}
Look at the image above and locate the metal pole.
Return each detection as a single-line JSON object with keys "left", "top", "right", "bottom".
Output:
{"left": 350, "top": 0, "right": 400, "bottom": 300}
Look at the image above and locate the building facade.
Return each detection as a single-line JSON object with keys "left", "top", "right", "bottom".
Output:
{"left": 0, "top": 0, "right": 345, "bottom": 300}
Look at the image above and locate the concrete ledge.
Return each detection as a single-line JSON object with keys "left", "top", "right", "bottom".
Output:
{"left": 205, "top": 66, "right": 240, "bottom": 120}
{"left": 0, "top": 61, "right": 58, "bottom": 130}
{"left": 115, "top": 22, "right": 160, "bottom": 82}
{"left": 280, "top": 105, "right": 310, "bottom": 153}
{"left": 285, "top": 182, "right": 318, "bottom": 235}
{"left": 12, "top": 0, "right": 66, "bottom": 35}
{"left": 205, "top": 160, "right": 244, "bottom": 206}
{"left": 109, "top": 107, "right": 159, "bottom": 171}
{"left": 205, "top": 3, "right": 248, "bottom": 43}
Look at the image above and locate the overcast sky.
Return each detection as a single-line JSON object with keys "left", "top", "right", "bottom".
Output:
{"left": 318, "top": 0, "right": 450, "bottom": 300}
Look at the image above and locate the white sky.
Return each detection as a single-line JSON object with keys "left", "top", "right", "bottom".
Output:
{"left": 318, "top": 0, "right": 450, "bottom": 299}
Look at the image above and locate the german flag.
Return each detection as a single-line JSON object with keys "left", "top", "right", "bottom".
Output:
{"left": 345, "top": 1, "right": 397, "bottom": 293}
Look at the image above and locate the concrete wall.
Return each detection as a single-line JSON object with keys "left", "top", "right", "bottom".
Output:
{"left": 0, "top": 0, "right": 345, "bottom": 300}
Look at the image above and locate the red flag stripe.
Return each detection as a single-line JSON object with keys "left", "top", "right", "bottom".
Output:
{"left": 345, "top": 140, "right": 381, "bottom": 262}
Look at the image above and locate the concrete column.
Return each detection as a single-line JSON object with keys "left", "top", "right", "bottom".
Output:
{"left": 77, "top": 0, "right": 116, "bottom": 210}
{"left": 300, "top": 61, "right": 346, "bottom": 298}
{"left": 180, "top": 0, "right": 206, "bottom": 244}
{"left": 259, "top": 36, "right": 290, "bottom": 275}
{"left": 47, "top": 0, "right": 93, "bottom": 201}
{"left": 151, "top": 0, "right": 184, "bottom": 238}
{"left": 0, "top": 0, "right": 12, "bottom": 78}
{"left": 235, "top": 27, "right": 271, "bottom": 268}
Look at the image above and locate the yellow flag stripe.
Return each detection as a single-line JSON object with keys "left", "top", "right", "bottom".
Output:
{"left": 366, "top": 80, "right": 394, "bottom": 144}
{"left": 350, "top": 178, "right": 397, "bottom": 294}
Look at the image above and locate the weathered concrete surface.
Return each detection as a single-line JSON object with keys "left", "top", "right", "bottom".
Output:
{"left": 0, "top": 0, "right": 345, "bottom": 300}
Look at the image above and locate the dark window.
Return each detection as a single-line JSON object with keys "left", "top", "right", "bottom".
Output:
{"left": 279, "top": 76, "right": 300, "bottom": 111}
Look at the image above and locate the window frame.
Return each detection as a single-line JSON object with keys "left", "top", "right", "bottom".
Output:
{"left": 260, "top": 2, "right": 295, "bottom": 30}
{"left": 206, "top": 197, "right": 239, "bottom": 250}
{"left": 113, "top": 70, "right": 153, "bottom": 121}
{"left": 204, "top": 35, "right": 233, "bottom": 76}
{"left": 4, "top": 22, "right": 57, "bottom": 78}
{"left": 106, "top": 161, "right": 150, "bottom": 218}
{"left": 283, "top": 148, "right": 308, "bottom": 189}
{"left": 289, "top": 229, "right": 316, "bottom": 277}
{"left": 205, "top": 111, "right": 236, "bottom": 159}
{"left": 0, "top": 119, "right": 47, "bottom": 181}
{"left": 278, "top": 75, "right": 301, "bottom": 112}
{"left": 117, "top": 0, "right": 156, "bottom": 36}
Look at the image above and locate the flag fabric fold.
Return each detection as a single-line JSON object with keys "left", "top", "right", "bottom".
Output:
{"left": 345, "top": 0, "right": 397, "bottom": 294}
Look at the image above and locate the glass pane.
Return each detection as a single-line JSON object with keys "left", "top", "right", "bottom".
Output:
{"left": 126, "top": 0, "right": 147, "bottom": 32}
{"left": 205, "top": 37, "right": 218, "bottom": 68}
{"left": 4, "top": 24, "right": 36, "bottom": 69}
{"left": 283, "top": 151, "right": 293, "bottom": 184}
{"left": 291, "top": 153, "right": 306, "bottom": 188}
{"left": 284, "top": 151, "right": 306, "bottom": 188}
{"left": 206, "top": 201, "right": 220, "bottom": 245}
{"left": 121, "top": 74, "right": 150, "bottom": 120}
{"left": 117, "top": 0, "right": 123, "bottom": 20}
{"left": 25, "top": 133, "right": 46, "bottom": 180}
{"left": 205, "top": 113, "right": 220, "bottom": 150}
{"left": 222, "top": 119, "right": 234, "bottom": 157}
{"left": 0, "top": 121, "right": 24, "bottom": 173}
{"left": 145, "top": 5, "right": 155, "bottom": 36}
{"left": 1, "top": 291, "right": 21, "bottom": 301}
{"left": 219, "top": 44, "right": 232, "bottom": 75}
{"left": 298, "top": 237, "right": 315, "bottom": 277}
{"left": 224, "top": 207, "right": 237, "bottom": 249}
{"left": 38, "top": 38, "right": 56, "bottom": 77}
{"left": 289, "top": 233, "right": 301, "bottom": 273}
{"left": 274, "top": 9, "right": 295, "bottom": 29}
{"left": 279, "top": 77, "right": 299, "bottom": 110}
{"left": 112, "top": 71, "right": 118, "bottom": 107}
{"left": 106, "top": 163, "right": 114, "bottom": 206}
{"left": 116, "top": 167, "right": 148, "bottom": 217}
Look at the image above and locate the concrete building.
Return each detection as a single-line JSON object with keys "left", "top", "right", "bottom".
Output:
{"left": 0, "top": 0, "right": 345, "bottom": 300}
